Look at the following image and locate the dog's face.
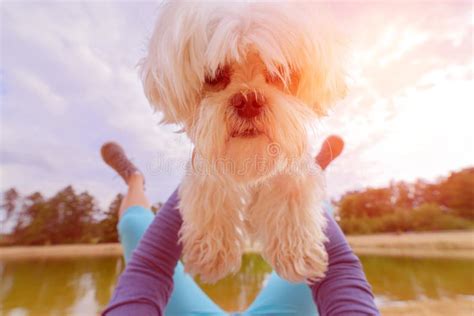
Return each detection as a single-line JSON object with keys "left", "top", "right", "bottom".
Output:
{"left": 142, "top": 2, "right": 347, "bottom": 182}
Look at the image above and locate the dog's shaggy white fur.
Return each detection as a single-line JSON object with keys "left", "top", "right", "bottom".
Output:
{"left": 141, "top": 1, "right": 347, "bottom": 283}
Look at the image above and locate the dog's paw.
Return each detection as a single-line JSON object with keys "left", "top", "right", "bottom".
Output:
{"left": 264, "top": 234, "right": 328, "bottom": 283}
{"left": 181, "top": 228, "right": 242, "bottom": 283}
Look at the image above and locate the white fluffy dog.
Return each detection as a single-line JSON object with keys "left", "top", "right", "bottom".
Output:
{"left": 141, "top": 1, "right": 347, "bottom": 283}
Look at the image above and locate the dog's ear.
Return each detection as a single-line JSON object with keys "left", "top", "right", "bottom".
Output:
{"left": 140, "top": 2, "right": 206, "bottom": 125}
{"left": 292, "top": 7, "right": 348, "bottom": 115}
{"left": 140, "top": 47, "right": 183, "bottom": 125}
{"left": 316, "top": 31, "right": 348, "bottom": 114}
{"left": 140, "top": 58, "right": 165, "bottom": 119}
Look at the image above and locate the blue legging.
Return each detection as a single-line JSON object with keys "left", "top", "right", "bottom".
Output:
{"left": 118, "top": 206, "right": 318, "bottom": 315}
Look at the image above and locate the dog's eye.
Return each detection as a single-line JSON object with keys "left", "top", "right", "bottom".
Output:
{"left": 265, "top": 72, "right": 283, "bottom": 85}
{"left": 265, "top": 67, "right": 299, "bottom": 94}
{"left": 205, "top": 66, "right": 231, "bottom": 88}
{"left": 265, "top": 67, "right": 286, "bottom": 90}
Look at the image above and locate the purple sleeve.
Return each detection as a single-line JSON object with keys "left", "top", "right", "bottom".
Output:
{"left": 310, "top": 212, "right": 380, "bottom": 315}
{"left": 102, "top": 189, "right": 181, "bottom": 316}
{"left": 103, "top": 188, "right": 379, "bottom": 315}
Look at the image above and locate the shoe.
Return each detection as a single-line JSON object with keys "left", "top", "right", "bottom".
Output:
{"left": 100, "top": 141, "right": 142, "bottom": 185}
{"left": 315, "top": 135, "right": 344, "bottom": 170}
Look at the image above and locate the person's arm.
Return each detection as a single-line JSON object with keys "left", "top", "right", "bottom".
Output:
{"left": 310, "top": 212, "right": 380, "bottom": 315}
{"left": 102, "top": 189, "right": 181, "bottom": 316}
{"left": 103, "top": 192, "right": 379, "bottom": 315}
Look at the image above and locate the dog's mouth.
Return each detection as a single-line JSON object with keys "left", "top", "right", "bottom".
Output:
{"left": 231, "top": 128, "right": 261, "bottom": 138}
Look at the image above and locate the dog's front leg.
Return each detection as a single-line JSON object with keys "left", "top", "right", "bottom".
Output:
{"left": 247, "top": 163, "right": 328, "bottom": 282}
{"left": 179, "top": 170, "right": 245, "bottom": 283}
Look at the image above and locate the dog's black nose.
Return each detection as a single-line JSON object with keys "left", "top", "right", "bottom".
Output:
{"left": 231, "top": 91, "right": 264, "bottom": 119}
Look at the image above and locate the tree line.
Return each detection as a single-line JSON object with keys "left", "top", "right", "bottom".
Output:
{"left": 0, "top": 167, "right": 472, "bottom": 245}
{"left": 337, "top": 167, "right": 473, "bottom": 234}
{"left": 0, "top": 186, "right": 161, "bottom": 246}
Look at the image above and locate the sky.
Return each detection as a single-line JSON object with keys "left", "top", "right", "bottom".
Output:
{"left": 0, "top": 1, "right": 473, "bottom": 210}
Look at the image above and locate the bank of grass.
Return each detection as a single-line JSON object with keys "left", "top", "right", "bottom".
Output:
{"left": 379, "top": 297, "right": 474, "bottom": 316}
{"left": 1, "top": 230, "right": 473, "bottom": 260}
{"left": 340, "top": 204, "right": 474, "bottom": 235}
{"left": 0, "top": 243, "right": 123, "bottom": 260}
{"left": 348, "top": 230, "right": 474, "bottom": 258}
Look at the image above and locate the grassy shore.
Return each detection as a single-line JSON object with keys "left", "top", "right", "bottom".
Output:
{"left": 1, "top": 230, "right": 473, "bottom": 260}
{"left": 379, "top": 297, "right": 473, "bottom": 316}
{"left": 348, "top": 230, "right": 474, "bottom": 259}
{"left": 0, "top": 243, "right": 123, "bottom": 260}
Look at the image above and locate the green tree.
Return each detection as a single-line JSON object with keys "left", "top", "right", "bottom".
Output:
{"left": 1, "top": 188, "right": 19, "bottom": 223}
{"left": 338, "top": 187, "right": 394, "bottom": 219}
{"left": 9, "top": 187, "right": 99, "bottom": 245}
{"left": 438, "top": 168, "right": 474, "bottom": 219}
{"left": 95, "top": 194, "right": 122, "bottom": 243}
{"left": 11, "top": 192, "right": 49, "bottom": 245}
{"left": 151, "top": 201, "right": 163, "bottom": 214}
{"left": 390, "top": 181, "right": 414, "bottom": 209}
{"left": 337, "top": 167, "right": 474, "bottom": 234}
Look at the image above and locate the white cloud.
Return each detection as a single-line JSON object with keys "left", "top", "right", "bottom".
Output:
{"left": 320, "top": 1, "right": 473, "bottom": 197}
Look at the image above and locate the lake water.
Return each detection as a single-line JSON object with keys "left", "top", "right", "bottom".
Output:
{"left": 1, "top": 254, "right": 473, "bottom": 315}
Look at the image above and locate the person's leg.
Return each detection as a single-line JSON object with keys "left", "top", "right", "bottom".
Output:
{"left": 115, "top": 172, "right": 152, "bottom": 261}
{"left": 118, "top": 172, "right": 150, "bottom": 218}
{"left": 166, "top": 262, "right": 228, "bottom": 316}
{"left": 102, "top": 142, "right": 226, "bottom": 315}
{"left": 243, "top": 272, "right": 318, "bottom": 316}
{"left": 118, "top": 203, "right": 226, "bottom": 315}
{"left": 315, "top": 135, "right": 344, "bottom": 171}
{"left": 101, "top": 142, "right": 153, "bottom": 261}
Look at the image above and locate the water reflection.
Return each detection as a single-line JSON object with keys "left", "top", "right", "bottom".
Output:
{"left": 197, "top": 253, "right": 273, "bottom": 311}
{"left": 0, "top": 257, "right": 124, "bottom": 315}
{"left": 0, "top": 254, "right": 472, "bottom": 315}
{"left": 360, "top": 256, "right": 474, "bottom": 302}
